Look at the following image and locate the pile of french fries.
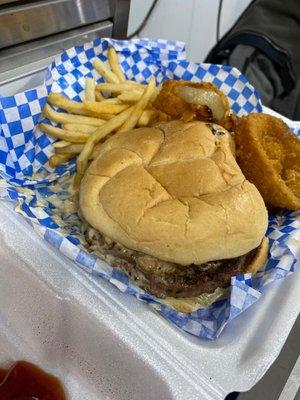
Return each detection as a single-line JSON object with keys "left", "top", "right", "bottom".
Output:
{"left": 40, "top": 47, "right": 167, "bottom": 188}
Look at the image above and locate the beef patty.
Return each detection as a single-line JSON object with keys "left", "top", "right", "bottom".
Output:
{"left": 85, "top": 227, "right": 257, "bottom": 298}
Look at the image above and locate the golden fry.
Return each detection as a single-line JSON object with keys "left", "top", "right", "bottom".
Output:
{"left": 43, "top": 104, "right": 105, "bottom": 126}
{"left": 91, "top": 143, "right": 102, "bottom": 159}
{"left": 108, "top": 47, "right": 126, "bottom": 82}
{"left": 62, "top": 123, "right": 97, "bottom": 134}
{"left": 49, "top": 153, "right": 75, "bottom": 168}
{"left": 84, "top": 101, "right": 129, "bottom": 115}
{"left": 119, "top": 77, "right": 156, "bottom": 132}
{"left": 73, "top": 172, "right": 84, "bottom": 190}
{"left": 56, "top": 142, "right": 101, "bottom": 157}
{"left": 96, "top": 82, "right": 143, "bottom": 93}
{"left": 117, "top": 90, "right": 143, "bottom": 103}
{"left": 150, "top": 86, "right": 160, "bottom": 102}
{"left": 100, "top": 98, "right": 122, "bottom": 104}
{"left": 40, "top": 123, "right": 89, "bottom": 143}
{"left": 97, "top": 113, "right": 115, "bottom": 120}
{"left": 77, "top": 141, "right": 94, "bottom": 174}
{"left": 72, "top": 143, "right": 103, "bottom": 188}
{"left": 47, "top": 93, "right": 100, "bottom": 117}
{"left": 95, "top": 91, "right": 105, "bottom": 102}
{"left": 85, "top": 78, "right": 96, "bottom": 102}
{"left": 56, "top": 143, "right": 84, "bottom": 154}
{"left": 93, "top": 58, "right": 119, "bottom": 83}
{"left": 137, "top": 109, "right": 157, "bottom": 127}
{"left": 77, "top": 106, "right": 134, "bottom": 175}
{"left": 52, "top": 140, "right": 71, "bottom": 148}
{"left": 46, "top": 66, "right": 161, "bottom": 179}
{"left": 117, "top": 86, "right": 159, "bottom": 103}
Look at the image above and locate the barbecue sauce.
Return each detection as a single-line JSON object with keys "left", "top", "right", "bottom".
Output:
{"left": 0, "top": 361, "right": 66, "bottom": 399}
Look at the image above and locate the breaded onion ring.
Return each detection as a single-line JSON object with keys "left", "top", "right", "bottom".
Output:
{"left": 235, "top": 113, "right": 300, "bottom": 210}
{"left": 153, "top": 80, "right": 235, "bottom": 130}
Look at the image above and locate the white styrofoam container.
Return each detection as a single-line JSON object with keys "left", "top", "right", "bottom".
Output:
{"left": 0, "top": 199, "right": 299, "bottom": 400}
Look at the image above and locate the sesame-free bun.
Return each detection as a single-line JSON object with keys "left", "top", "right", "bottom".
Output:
{"left": 80, "top": 121, "right": 268, "bottom": 266}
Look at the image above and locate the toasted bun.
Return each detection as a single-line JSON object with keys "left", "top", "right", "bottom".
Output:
{"left": 80, "top": 121, "right": 268, "bottom": 265}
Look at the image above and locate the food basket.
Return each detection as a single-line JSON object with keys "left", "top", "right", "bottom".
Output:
{"left": 0, "top": 38, "right": 299, "bottom": 399}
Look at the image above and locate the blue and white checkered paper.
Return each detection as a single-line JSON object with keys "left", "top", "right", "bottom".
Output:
{"left": 0, "top": 38, "right": 299, "bottom": 340}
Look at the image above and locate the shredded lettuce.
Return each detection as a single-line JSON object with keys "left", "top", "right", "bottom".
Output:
{"left": 161, "top": 287, "right": 227, "bottom": 313}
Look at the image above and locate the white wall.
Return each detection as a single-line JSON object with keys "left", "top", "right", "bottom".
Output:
{"left": 128, "top": 0, "right": 252, "bottom": 62}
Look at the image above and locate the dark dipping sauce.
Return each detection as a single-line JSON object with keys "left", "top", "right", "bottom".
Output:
{"left": 0, "top": 361, "right": 66, "bottom": 400}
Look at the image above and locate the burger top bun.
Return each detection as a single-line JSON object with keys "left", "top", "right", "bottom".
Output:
{"left": 80, "top": 121, "right": 268, "bottom": 266}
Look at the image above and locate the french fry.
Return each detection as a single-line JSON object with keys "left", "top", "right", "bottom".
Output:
{"left": 95, "top": 91, "right": 105, "bottom": 102}
{"left": 85, "top": 97, "right": 122, "bottom": 106}
{"left": 76, "top": 106, "right": 134, "bottom": 176}
{"left": 49, "top": 153, "right": 75, "bottom": 168}
{"left": 97, "top": 113, "right": 115, "bottom": 120}
{"left": 93, "top": 59, "right": 119, "bottom": 83}
{"left": 56, "top": 143, "right": 84, "bottom": 154}
{"left": 43, "top": 104, "right": 106, "bottom": 126}
{"left": 46, "top": 56, "right": 162, "bottom": 181}
{"left": 91, "top": 143, "right": 102, "bottom": 160}
{"left": 73, "top": 172, "right": 84, "bottom": 190}
{"left": 52, "top": 140, "right": 71, "bottom": 148}
{"left": 117, "top": 90, "right": 143, "bottom": 103}
{"left": 108, "top": 47, "right": 126, "bottom": 82}
{"left": 118, "top": 87, "right": 159, "bottom": 103}
{"left": 85, "top": 78, "right": 96, "bottom": 102}
{"left": 151, "top": 86, "right": 160, "bottom": 102}
{"left": 137, "top": 109, "right": 157, "bottom": 127}
{"left": 119, "top": 77, "right": 156, "bottom": 132}
{"left": 47, "top": 93, "right": 101, "bottom": 117}
{"left": 40, "top": 123, "right": 89, "bottom": 143}
{"left": 49, "top": 93, "right": 123, "bottom": 117}
{"left": 99, "top": 98, "right": 122, "bottom": 104}
{"left": 62, "top": 123, "right": 97, "bottom": 134}
{"left": 84, "top": 101, "right": 129, "bottom": 115}
{"left": 55, "top": 143, "right": 102, "bottom": 158}
{"left": 96, "top": 82, "right": 144, "bottom": 93}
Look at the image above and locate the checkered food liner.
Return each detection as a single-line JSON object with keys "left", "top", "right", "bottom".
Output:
{"left": 0, "top": 38, "right": 299, "bottom": 340}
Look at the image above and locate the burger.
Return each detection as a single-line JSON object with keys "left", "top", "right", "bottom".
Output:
{"left": 79, "top": 120, "right": 269, "bottom": 312}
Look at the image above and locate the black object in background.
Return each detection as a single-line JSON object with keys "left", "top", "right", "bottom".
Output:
{"left": 225, "top": 392, "right": 239, "bottom": 400}
{"left": 206, "top": 0, "right": 300, "bottom": 120}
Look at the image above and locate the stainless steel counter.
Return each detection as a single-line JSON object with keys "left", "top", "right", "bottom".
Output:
{"left": 0, "top": 0, "right": 113, "bottom": 49}
{"left": 0, "top": 20, "right": 113, "bottom": 89}
{"left": 0, "top": 0, "right": 130, "bottom": 89}
{"left": 0, "top": 0, "right": 130, "bottom": 78}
